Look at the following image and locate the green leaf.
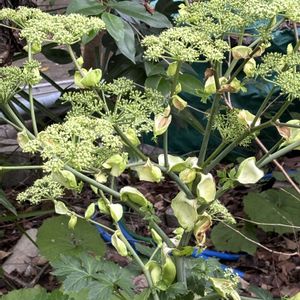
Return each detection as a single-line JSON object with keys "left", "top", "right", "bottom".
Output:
{"left": 0, "top": 286, "right": 47, "bottom": 300}
{"left": 0, "top": 189, "right": 17, "bottom": 215}
{"left": 108, "top": 1, "right": 172, "bottom": 28}
{"left": 115, "top": 20, "right": 136, "bottom": 63}
{"left": 145, "top": 75, "right": 162, "bottom": 90}
{"left": 159, "top": 282, "right": 189, "bottom": 300}
{"left": 248, "top": 285, "right": 274, "bottom": 300}
{"left": 244, "top": 189, "right": 300, "bottom": 234}
{"left": 134, "top": 289, "right": 151, "bottom": 300}
{"left": 37, "top": 216, "right": 106, "bottom": 263}
{"left": 211, "top": 223, "right": 258, "bottom": 255}
{"left": 145, "top": 62, "right": 165, "bottom": 77}
{"left": 52, "top": 255, "right": 134, "bottom": 300}
{"left": 179, "top": 73, "right": 205, "bottom": 97}
{"left": 67, "top": 0, "right": 105, "bottom": 15}
{"left": 102, "top": 12, "right": 125, "bottom": 42}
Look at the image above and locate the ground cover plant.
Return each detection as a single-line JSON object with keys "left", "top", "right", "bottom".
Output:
{"left": 0, "top": 1, "right": 300, "bottom": 299}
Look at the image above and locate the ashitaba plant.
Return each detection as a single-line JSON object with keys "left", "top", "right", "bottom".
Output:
{"left": 0, "top": 1, "right": 300, "bottom": 299}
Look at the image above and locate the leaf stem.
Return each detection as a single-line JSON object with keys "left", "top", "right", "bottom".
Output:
{"left": 27, "top": 43, "right": 38, "bottom": 136}
{"left": 198, "top": 66, "right": 221, "bottom": 166}
{"left": 116, "top": 224, "right": 160, "bottom": 300}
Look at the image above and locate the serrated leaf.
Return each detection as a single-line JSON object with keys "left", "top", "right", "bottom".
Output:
{"left": 0, "top": 189, "right": 17, "bottom": 215}
{"left": 67, "top": 0, "right": 105, "bottom": 15}
{"left": 0, "top": 286, "right": 48, "bottom": 300}
{"left": 37, "top": 216, "right": 105, "bottom": 263}
{"left": 52, "top": 255, "right": 134, "bottom": 300}
{"left": 159, "top": 282, "right": 189, "bottom": 300}
{"left": 248, "top": 285, "right": 274, "bottom": 300}
{"left": 102, "top": 12, "right": 125, "bottom": 42}
{"left": 108, "top": 1, "right": 172, "bottom": 28}
{"left": 211, "top": 223, "right": 258, "bottom": 255}
{"left": 244, "top": 189, "right": 300, "bottom": 234}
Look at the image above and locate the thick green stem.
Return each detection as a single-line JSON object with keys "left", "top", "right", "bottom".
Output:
{"left": 204, "top": 121, "right": 272, "bottom": 172}
{"left": 27, "top": 43, "right": 38, "bottom": 136}
{"left": 0, "top": 165, "right": 43, "bottom": 171}
{"left": 65, "top": 166, "right": 121, "bottom": 199}
{"left": 257, "top": 140, "right": 300, "bottom": 167}
{"left": 251, "top": 86, "right": 276, "bottom": 128}
{"left": 163, "top": 61, "right": 182, "bottom": 169}
{"left": 198, "top": 68, "right": 221, "bottom": 166}
{"left": 116, "top": 224, "right": 159, "bottom": 300}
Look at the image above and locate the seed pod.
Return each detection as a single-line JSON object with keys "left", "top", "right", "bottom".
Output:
{"left": 243, "top": 58, "right": 256, "bottom": 77}
{"left": 126, "top": 128, "right": 140, "bottom": 146}
{"left": 151, "top": 229, "right": 162, "bottom": 247}
{"left": 236, "top": 157, "right": 264, "bottom": 184}
{"left": 196, "top": 173, "right": 216, "bottom": 204}
{"left": 68, "top": 214, "right": 77, "bottom": 229}
{"left": 111, "top": 230, "right": 128, "bottom": 257}
{"left": 231, "top": 45, "right": 252, "bottom": 60}
{"left": 171, "top": 191, "right": 198, "bottom": 231}
{"left": 172, "top": 95, "right": 187, "bottom": 111}
{"left": 161, "top": 256, "right": 176, "bottom": 290}
{"left": 109, "top": 203, "right": 123, "bottom": 222}
{"left": 103, "top": 154, "right": 127, "bottom": 177}
{"left": 84, "top": 203, "right": 95, "bottom": 220}
{"left": 134, "top": 159, "right": 162, "bottom": 183}
{"left": 120, "top": 186, "right": 151, "bottom": 208}
{"left": 54, "top": 200, "right": 70, "bottom": 215}
{"left": 167, "top": 62, "right": 178, "bottom": 77}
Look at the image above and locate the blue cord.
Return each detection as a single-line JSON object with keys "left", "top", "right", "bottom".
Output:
{"left": 96, "top": 222, "right": 245, "bottom": 278}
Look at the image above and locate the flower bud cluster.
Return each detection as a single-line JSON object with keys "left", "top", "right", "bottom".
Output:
{"left": 0, "top": 7, "right": 105, "bottom": 45}
{"left": 17, "top": 175, "right": 64, "bottom": 204}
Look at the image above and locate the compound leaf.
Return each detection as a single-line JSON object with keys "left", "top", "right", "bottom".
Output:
{"left": 37, "top": 216, "right": 105, "bottom": 263}
{"left": 244, "top": 188, "right": 300, "bottom": 234}
{"left": 211, "top": 223, "right": 258, "bottom": 255}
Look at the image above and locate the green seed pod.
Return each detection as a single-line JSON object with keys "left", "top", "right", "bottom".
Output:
{"left": 161, "top": 256, "right": 176, "bottom": 290}
{"left": 80, "top": 69, "right": 102, "bottom": 88}
{"left": 120, "top": 186, "right": 151, "bottom": 208}
{"left": 103, "top": 154, "right": 127, "bottom": 177}
{"left": 17, "top": 130, "right": 30, "bottom": 150}
{"left": 151, "top": 229, "right": 162, "bottom": 247}
{"left": 109, "top": 203, "right": 123, "bottom": 222}
{"left": 125, "top": 128, "right": 140, "bottom": 146}
{"left": 54, "top": 200, "right": 70, "bottom": 215}
{"left": 196, "top": 173, "right": 216, "bottom": 204}
{"left": 236, "top": 157, "right": 264, "bottom": 184}
{"left": 52, "top": 170, "right": 78, "bottom": 190}
{"left": 166, "top": 62, "right": 178, "bottom": 77}
{"left": 84, "top": 203, "right": 95, "bottom": 220}
{"left": 97, "top": 198, "right": 110, "bottom": 215}
{"left": 146, "top": 261, "right": 162, "bottom": 286}
{"left": 172, "top": 95, "right": 187, "bottom": 111}
{"left": 111, "top": 230, "right": 128, "bottom": 257}
{"left": 76, "top": 56, "right": 84, "bottom": 67}
{"left": 243, "top": 58, "right": 256, "bottom": 77}
{"left": 171, "top": 191, "right": 198, "bottom": 231}
{"left": 134, "top": 159, "right": 163, "bottom": 183}
{"left": 153, "top": 114, "right": 172, "bottom": 137}
{"left": 68, "top": 214, "right": 77, "bottom": 230}
{"left": 231, "top": 45, "right": 252, "bottom": 60}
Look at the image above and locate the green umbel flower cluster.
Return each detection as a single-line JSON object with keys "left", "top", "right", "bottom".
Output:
{"left": 0, "top": 7, "right": 105, "bottom": 45}
{"left": 207, "top": 200, "right": 236, "bottom": 224}
{"left": 142, "top": 26, "right": 229, "bottom": 62}
{"left": 17, "top": 175, "right": 64, "bottom": 204}
{"left": 0, "top": 67, "right": 25, "bottom": 104}
{"left": 256, "top": 51, "right": 300, "bottom": 99}
{"left": 214, "top": 109, "right": 254, "bottom": 146}
{"left": 22, "top": 116, "right": 123, "bottom": 171}
{"left": 142, "top": 0, "right": 300, "bottom": 63}
{"left": 103, "top": 78, "right": 165, "bottom": 134}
